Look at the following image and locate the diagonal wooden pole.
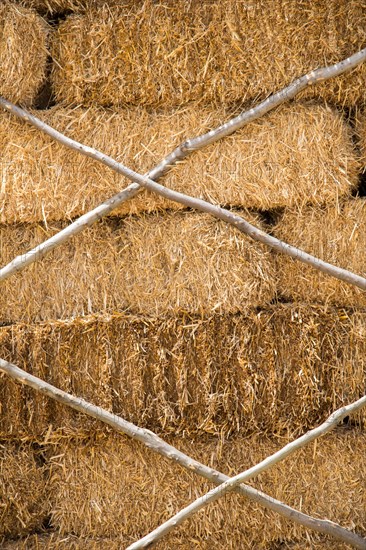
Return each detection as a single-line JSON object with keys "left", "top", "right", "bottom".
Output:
{"left": 1, "top": 47, "right": 366, "bottom": 285}
{"left": 0, "top": 356, "right": 364, "bottom": 549}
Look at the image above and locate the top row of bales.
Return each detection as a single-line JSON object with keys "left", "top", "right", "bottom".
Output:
{"left": 3, "top": 0, "right": 366, "bottom": 108}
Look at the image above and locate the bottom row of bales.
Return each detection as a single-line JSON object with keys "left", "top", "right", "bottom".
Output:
{"left": 2, "top": 538, "right": 362, "bottom": 550}
{"left": 4, "top": 199, "right": 366, "bottom": 324}
{"left": 1, "top": 429, "right": 365, "bottom": 548}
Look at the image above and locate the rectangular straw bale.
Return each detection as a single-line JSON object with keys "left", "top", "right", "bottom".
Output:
{"left": 0, "top": 2, "right": 49, "bottom": 106}
{"left": 51, "top": 1, "right": 366, "bottom": 109}
{"left": 46, "top": 430, "right": 366, "bottom": 547}
{"left": 0, "top": 212, "right": 276, "bottom": 323}
{"left": 0, "top": 442, "right": 49, "bottom": 537}
{"left": 1, "top": 306, "right": 365, "bottom": 440}
{"left": 273, "top": 199, "right": 366, "bottom": 307}
{"left": 0, "top": 102, "right": 359, "bottom": 224}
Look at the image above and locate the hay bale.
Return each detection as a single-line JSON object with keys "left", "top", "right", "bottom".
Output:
{"left": 1, "top": 306, "right": 365, "bottom": 440}
{"left": 273, "top": 198, "right": 366, "bottom": 306}
{"left": 0, "top": 2, "right": 49, "bottom": 106}
{"left": 46, "top": 430, "right": 366, "bottom": 547}
{"left": 0, "top": 442, "right": 49, "bottom": 537}
{"left": 51, "top": 1, "right": 366, "bottom": 109}
{"left": 0, "top": 212, "right": 276, "bottom": 323}
{"left": 0, "top": 103, "right": 359, "bottom": 224}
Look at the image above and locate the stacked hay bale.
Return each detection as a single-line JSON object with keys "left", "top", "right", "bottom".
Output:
{"left": 0, "top": 2, "right": 49, "bottom": 105}
{"left": 1, "top": 0, "right": 366, "bottom": 547}
{"left": 50, "top": 0, "right": 366, "bottom": 108}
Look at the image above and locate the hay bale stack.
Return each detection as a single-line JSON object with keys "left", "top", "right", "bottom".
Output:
{"left": 0, "top": 103, "right": 358, "bottom": 224}
{"left": 0, "top": 2, "right": 49, "bottom": 105}
{"left": 1, "top": 306, "right": 365, "bottom": 440}
{"left": 2, "top": 429, "right": 364, "bottom": 550}
{"left": 51, "top": 1, "right": 366, "bottom": 109}
{"left": 273, "top": 199, "right": 366, "bottom": 306}
{"left": 0, "top": 212, "right": 276, "bottom": 323}
{"left": 45, "top": 430, "right": 365, "bottom": 547}
{"left": 0, "top": 442, "right": 49, "bottom": 537}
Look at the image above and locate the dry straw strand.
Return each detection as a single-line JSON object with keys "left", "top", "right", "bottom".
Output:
{"left": 51, "top": 1, "right": 366, "bottom": 108}
{"left": 0, "top": 2, "right": 49, "bottom": 105}
{"left": 355, "top": 107, "right": 366, "bottom": 166}
{"left": 0, "top": 103, "right": 359, "bottom": 224}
